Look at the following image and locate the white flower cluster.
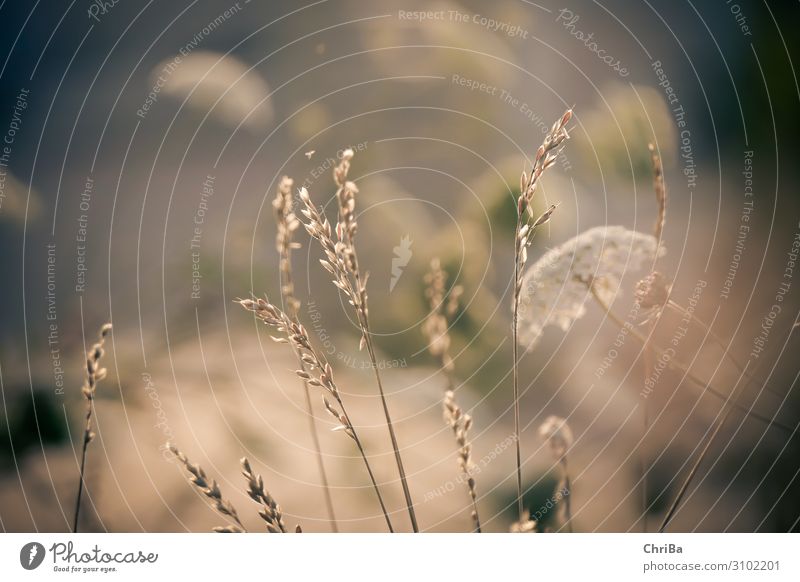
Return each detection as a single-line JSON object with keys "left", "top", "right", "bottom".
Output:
{"left": 518, "top": 225, "right": 663, "bottom": 347}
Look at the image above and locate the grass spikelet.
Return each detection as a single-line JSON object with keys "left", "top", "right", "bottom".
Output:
{"left": 422, "top": 258, "right": 462, "bottom": 382}
{"left": 241, "top": 457, "right": 288, "bottom": 533}
{"left": 273, "top": 175, "right": 302, "bottom": 316}
{"left": 443, "top": 390, "right": 481, "bottom": 532}
{"left": 168, "top": 443, "right": 246, "bottom": 533}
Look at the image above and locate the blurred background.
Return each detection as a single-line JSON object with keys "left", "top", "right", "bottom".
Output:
{"left": 0, "top": 0, "right": 798, "bottom": 532}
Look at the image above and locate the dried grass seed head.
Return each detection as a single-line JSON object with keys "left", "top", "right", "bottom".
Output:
{"left": 237, "top": 296, "right": 350, "bottom": 433}
{"left": 83, "top": 323, "right": 112, "bottom": 400}
{"left": 169, "top": 443, "right": 245, "bottom": 531}
{"left": 538, "top": 415, "right": 573, "bottom": 460}
{"left": 273, "top": 176, "right": 302, "bottom": 314}
{"left": 241, "top": 457, "right": 287, "bottom": 533}
{"left": 423, "top": 259, "right": 463, "bottom": 371}
{"left": 519, "top": 109, "right": 572, "bottom": 214}
{"left": 648, "top": 143, "right": 667, "bottom": 243}
{"left": 635, "top": 271, "right": 671, "bottom": 310}
{"left": 443, "top": 389, "right": 481, "bottom": 528}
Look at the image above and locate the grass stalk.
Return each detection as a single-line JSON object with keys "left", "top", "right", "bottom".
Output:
{"left": 272, "top": 175, "right": 338, "bottom": 532}
{"left": 664, "top": 300, "right": 784, "bottom": 401}
{"left": 588, "top": 282, "right": 795, "bottom": 433}
{"left": 299, "top": 151, "right": 418, "bottom": 531}
{"left": 511, "top": 109, "right": 572, "bottom": 521}
{"left": 169, "top": 443, "right": 247, "bottom": 532}
{"left": 72, "top": 323, "right": 112, "bottom": 533}
{"left": 423, "top": 259, "right": 482, "bottom": 531}
{"left": 658, "top": 321, "right": 799, "bottom": 531}
{"left": 239, "top": 296, "right": 394, "bottom": 531}
{"left": 443, "top": 390, "right": 482, "bottom": 532}
{"left": 560, "top": 458, "right": 573, "bottom": 533}
{"left": 241, "top": 457, "right": 289, "bottom": 533}
{"left": 639, "top": 142, "right": 668, "bottom": 531}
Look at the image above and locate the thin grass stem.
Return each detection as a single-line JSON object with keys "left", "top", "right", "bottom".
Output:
{"left": 73, "top": 323, "right": 112, "bottom": 533}
{"left": 272, "top": 175, "right": 338, "bottom": 532}
{"left": 588, "top": 283, "right": 794, "bottom": 434}
{"left": 511, "top": 109, "right": 572, "bottom": 522}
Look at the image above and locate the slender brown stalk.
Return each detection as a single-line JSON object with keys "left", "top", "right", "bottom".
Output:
{"left": 649, "top": 143, "right": 667, "bottom": 245}
{"left": 636, "top": 274, "right": 670, "bottom": 533}
{"left": 639, "top": 366, "right": 651, "bottom": 533}
{"left": 72, "top": 323, "right": 112, "bottom": 533}
{"left": 168, "top": 443, "right": 247, "bottom": 532}
{"left": 272, "top": 175, "right": 338, "bottom": 532}
{"left": 511, "top": 109, "right": 572, "bottom": 521}
{"left": 658, "top": 320, "right": 800, "bottom": 532}
{"left": 560, "top": 458, "right": 573, "bottom": 533}
{"left": 658, "top": 404, "right": 735, "bottom": 532}
{"left": 664, "top": 300, "right": 784, "bottom": 400}
{"left": 238, "top": 296, "right": 394, "bottom": 531}
{"left": 588, "top": 282, "right": 794, "bottom": 433}
{"left": 299, "top": 151, "right": 418, "bottom": 532}
{"left": 639, "top": 142, "right": 668, "bottom": 531}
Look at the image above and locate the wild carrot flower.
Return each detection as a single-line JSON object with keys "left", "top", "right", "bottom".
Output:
{"left": 518, "top": 226, "right": 664, "bottom": 346}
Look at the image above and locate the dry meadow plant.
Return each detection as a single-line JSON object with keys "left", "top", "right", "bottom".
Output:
{"left": 168, "top": 443, "right": 247, "bottom": 533}
{"left": 658, "top": 319, "right": 799, "bottom": 531}
{"left": 443, "top": 390, "right": 481, "bottom": 532}
{"left": 639, "top": 142, "right": 669, "bottom": 531}
{"left": 661, "top": 296, "right": 785, "bottom": 401}
{"left": 422, "top": 259, "right": 481, "bottom": 531}
{"left": 511, "top": 109, "right": 572, "bottom": 521}
{"left": 238, "top": 296, "right": 394, "bottom": 531}
{"left": 63, "top": 104, "right": 795, "bottom": 535}
{"left": 241, "top": 457, "right": 290, "bottom": 533}
{"left": 166, "top": 447, "right": 299, "bottom": 533}
{"left": 422, "top": 258, "right": 463, "bottom": 387}
{"left": 272, "top": 174, "right": 338, "bottom": 532}
{"left": 72, "top": 322, "right": 112, "bottom": 533}
{"left": 587, "top": 282, "right": 793, "bottom": 432}
{"left": 634, "top": 148, "right": 774, "bottom": 401}
{"left": 298, "top": 150, "right": 418, "bottom": 532}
